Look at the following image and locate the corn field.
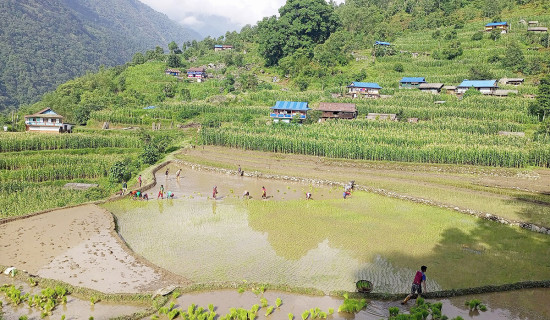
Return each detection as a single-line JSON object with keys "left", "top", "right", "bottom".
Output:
{"left": 0, "top": 133, "right": 142, "bottom": 152}
{"left": 200, "top": 121, "right": 550, "bottom": 167}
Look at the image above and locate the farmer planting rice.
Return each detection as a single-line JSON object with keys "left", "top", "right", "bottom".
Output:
{"left": 402, "top": 266, "right": 428, "bottom": 305}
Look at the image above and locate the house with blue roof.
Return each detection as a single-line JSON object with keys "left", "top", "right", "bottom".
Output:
{"left": 214, "top": 44, "right": 233, "bottom": 51}
{"left": 399, "top": 77, "right": 426, "bottom": 89}
{"left": 485, "top": 22, "right": 508, "bottom": 33}
{"left": 270, "top": 101, "right": 310, "bottom": 123}
{"left": 375, "top": 41, "right": 391, "bottom": 46}
{"left": 457, "top": 80, "right": 498, "bottom": 95}
{"left": 347, "top": 82, "right": 382, "bottom": 98}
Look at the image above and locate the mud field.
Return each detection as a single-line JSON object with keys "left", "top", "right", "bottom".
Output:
{"left": 0, "top": 204, "right": 184, "bottom": 293}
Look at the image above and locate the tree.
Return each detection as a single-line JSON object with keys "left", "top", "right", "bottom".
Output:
{"left": 469, "top": 66, "right": 493, "bottom": 80}
{"left": 502, "top": 43, "right": 526, "bottom": 72}
{"left": 167, "top": 53, "right": 181, "bottom": 68}
{"left": 529, "top": 74, "right": 550, "bottom": 121}
{"left": 257, "top": 0, "right": 340, "bottom": 66}
{"left": 168, "top": 41, "right": 179, "bottom": 53}
{"left": 489, "top": 29, "right": 501, "bottom": 41}
{"left": 131, "top": 52, "right": 146, "bottom": 65}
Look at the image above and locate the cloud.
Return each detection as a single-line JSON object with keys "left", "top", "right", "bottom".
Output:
{"left": 140, "top": 0, "right": 345, "bottom": 33}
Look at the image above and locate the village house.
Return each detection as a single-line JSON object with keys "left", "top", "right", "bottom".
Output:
{"left": 457, "top": 80, "right": 498, "bottom": 95}
{"left": 442, "top": 85, "right": 457, "bottom": 95}
{"left": 270, "top": 101, "right": 310, "bottom": 123}
{"left": 164, "top": 68, "right": 181, "bottom": 76}
{"left": 527, "top": 27, "right": 548, "bottom": 33}
{"left": 485, "top": 22, "right": 508, "bottom": 33}
{"left": 347, "top": 82, "right": 382, "bottom": 98}
{"left": 528, "top": 21, "right": 539, "bottom": 27}
{"left": 375, "top": 41, "right": 391, "bottom": 46}
{"left": 499, "top": 78, "right": 524, "bottom": 86}
{"left": 187, "top": 67, "right": 207, "bottom": 81}
{"left": 214, "top": 45, "right": 233, "bottom": 51}
{"left": 317, "top": 103, "right": 357, "bottom": 121}
{"left": 399, "top": 77, "right": 426, "bottom": 89}
{"left": 419, "top": 83, "right": 444, "bottom": 94}
{"left": 24, "top": 108, "right": 72, "bottom": 133}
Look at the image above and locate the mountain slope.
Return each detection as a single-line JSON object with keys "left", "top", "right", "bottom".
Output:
{"left": 0, "top": 0, "right": 200, "bottom": 110}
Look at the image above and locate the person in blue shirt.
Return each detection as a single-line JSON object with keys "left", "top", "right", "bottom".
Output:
{"left": 402, "top": 265, "right": 427, "bottom": 304}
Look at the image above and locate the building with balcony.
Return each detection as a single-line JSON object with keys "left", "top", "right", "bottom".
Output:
{"left": 270, "top": 101, "right": 310, "bottom": 123}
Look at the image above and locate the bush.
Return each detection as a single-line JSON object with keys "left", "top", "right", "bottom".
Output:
{"left": 471, "top": 31, "right": 484, "bottom": 41}
{"left": 489, "top": 29, "right": 501, "bottom": 41}
{"left": 394, "top": 63, "right": 404, "bottom": 72}
{"left": 109, "top": 161, "right": 130, "bottom": 182}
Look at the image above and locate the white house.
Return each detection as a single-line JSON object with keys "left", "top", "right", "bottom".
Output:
{"left": 24, "top": 108, "right": 67, "bottom": 133}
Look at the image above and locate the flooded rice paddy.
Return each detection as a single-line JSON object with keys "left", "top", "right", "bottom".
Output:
{"left": 103, "top": 165, "right": 550, "bottom": 294}
{"left": 0, "top": 276, "right": 144, "bottom": 319}
{"left": 169, "top": 288, "right": 550, "bottom": 320}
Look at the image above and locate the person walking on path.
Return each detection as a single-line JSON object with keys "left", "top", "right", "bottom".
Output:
{"left": 122, "top": 181, "right": 127, "bottom": 195}
{"left": 165, "top": 168, "right": 169, "bottom": 180}
{"left": 176, "top": 168, "right": 182, "bottom": 180}
{"left": 158, "top": 185, "right": 165, "bottom": 199}
{"left": 261, "top": 186, "right": 267, "bottom": 199}
{"left": 238, "top": 165, "right": 242, "bottom": 176}
{"left": 138, "top": 175, "right": 142, "bottom": 188}
{"left": 402, "top": 266, "right": 428, "bottom": 304}
{"left": 213, "top": 186, "right": 218, "bottom": 199}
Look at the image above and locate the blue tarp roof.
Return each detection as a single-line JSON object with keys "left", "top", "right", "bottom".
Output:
{"left": 347, "top": 82, "right": 382, "bottom": 89}
{"left": 486, "top": 22, "right": 507, "bottom": 27}
{"left": 375, "top": 41, "right": 391, "bottom": 46}
{"left": 400, "top": 77, "right": 426, "bottom": 83}
{"left": 458, "top": 80, "right": 497, "bottom": 88}
{"left": 214, "top": 45, "right": 223, "bottom": 47}
{"left": 271, "top": 101, "right": 310, "bottom": 111}
{"left": 143, "top": 106, "right": 156, "bottom": 110}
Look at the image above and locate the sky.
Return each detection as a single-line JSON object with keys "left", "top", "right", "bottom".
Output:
{"left": 139, "top": 0, "right": 344, "bottom": 38}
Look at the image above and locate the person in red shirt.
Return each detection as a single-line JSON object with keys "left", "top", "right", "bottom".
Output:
{"left": 402, "top": 265, "right": 427, "bottom": 304}
{"left": 261, "top": 186, "right": 267, "bottom": 199}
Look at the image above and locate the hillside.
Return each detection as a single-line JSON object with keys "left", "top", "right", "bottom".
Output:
{"left": 10, "top": 1, "right": 550, "bottom": 168}
{"left": 0, "top": 0, "right": 200, "bottom": 111}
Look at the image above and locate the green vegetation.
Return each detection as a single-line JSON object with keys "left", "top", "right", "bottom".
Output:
{"left": 0, "top": 284, "right": 69, "bottom": 317}
{"left": 0, "top": 130, "right": 184, "bottom": 218}
{"left": 465, "top": 298, "right": 488, "bottom": 311}
{"left": 337, "top": 293, "right": 366, "bottom": 313}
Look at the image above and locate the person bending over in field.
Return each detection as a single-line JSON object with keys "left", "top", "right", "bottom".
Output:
{"left": 158, "top": 185, "right": 165, "bottom": 199}
{"left": 243, "top": 190, "right": 250, "bottom": 199}
{"left": 142, "top": 193, "right": 149, "bottom": 200}
{"left": 213, "top": 186, "right": 218, "bottom": 199}
{"left": 306, "top": 192, "right": 312, "bottom": 200}
{"left": 402, "top": 265, "right": 428, "bottom": 304}
{"left": 166, "top": 191, "right": 174, "bottom": 199}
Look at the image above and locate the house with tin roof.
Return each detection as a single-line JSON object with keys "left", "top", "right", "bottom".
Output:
{"left": 318, "top": 103, "right": 357, "bottom": 121}
{"left": 419, "top": 83, "right": 444, "bottom": 94}
{"left": 270, "top": 101, "right": 310, "bottom": 123}
{"left": 347, "top": 82, "right": 382, "bottom": 98}
{"left": 24, "top": 108, "right": 72, "bottom": 133}
{"left": 214, "top": 44, "right": 233, "bottom": 51}
{"left": 187, "top": 67, "right": 207, "bottom": 81}
{"left": 457, "top": 80, "right": 498, "bottom": 95}
{"left": 399, "top": 77, "right": 426, "bottom": 89}
{"left": 485, "top": 22, "right": 508, "bottom": 33}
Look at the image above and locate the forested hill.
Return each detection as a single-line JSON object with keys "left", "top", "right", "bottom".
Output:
{"left": 0, "top": 0, "right": 201, "bottom": 111}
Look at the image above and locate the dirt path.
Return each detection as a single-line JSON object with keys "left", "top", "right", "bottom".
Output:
{"left": 0, "top": 204, "right": 187, "bottom": 293}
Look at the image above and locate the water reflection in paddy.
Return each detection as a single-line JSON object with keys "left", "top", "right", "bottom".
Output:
{"left": 105, "top": 165, "right": 550, "bottom": 294}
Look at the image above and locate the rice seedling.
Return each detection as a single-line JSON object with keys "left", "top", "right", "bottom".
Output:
{"left": 465, "top": 299, "right": 487, "bottom": 311}
{"left": 265, "top": 305, "right": 274, "bottom": 316}
{"left": 301, "top": 310, "right": 310, "bottom": 320}
{"left": 288, "top": 313, "right": 294, "bottom": 320}
{"left": 337, "top": 293, "right": 366, "bottom": 313}
{"left": 260, "top": 297, "right": 268, "bottom": 307}
{"left": 275, "top": 297, "right": 282, "bottom": 308}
